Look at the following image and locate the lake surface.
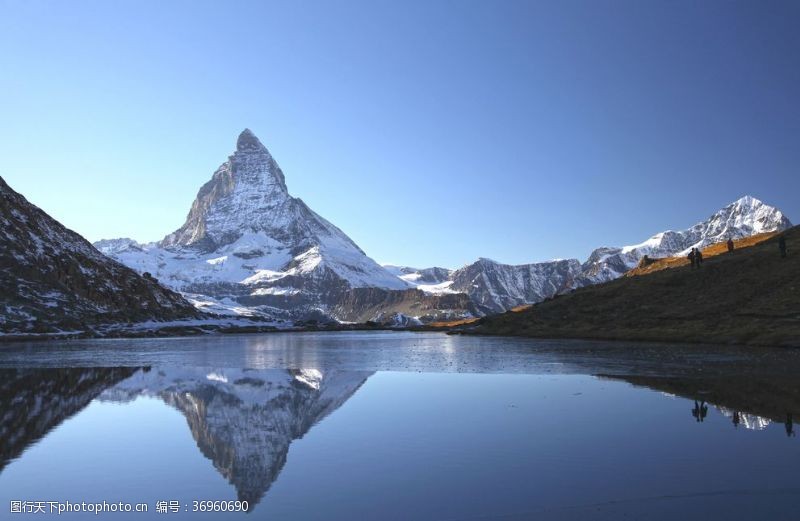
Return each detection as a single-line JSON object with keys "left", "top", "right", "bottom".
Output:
{"left": 1, "top": 332, "right": 798, "bottom": 520}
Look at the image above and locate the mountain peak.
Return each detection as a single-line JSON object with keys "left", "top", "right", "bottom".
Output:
{"left": 715, "top": 195, "right": 791, "bottom": 230}
{"left": 236, "top": 128, "right": 267, "bottom": 153}
{"left": 159, "top": 128, "right": 294, "bottom": 250}
{"left": 730, "top": 195, "right": 761, "bottom": 208}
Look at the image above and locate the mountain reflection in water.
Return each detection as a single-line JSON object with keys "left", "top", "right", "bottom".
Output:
{"left": 605, "top": 374, "right": 799, "bottom": 436}
{"left": 1, "top": 367, "right": 798, "bottom": 514}
{"left": 0, "top": 367, "right": 372, "bottom": 507}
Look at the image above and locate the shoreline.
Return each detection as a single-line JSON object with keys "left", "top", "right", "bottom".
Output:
{"left": 5, "top": 318, "right": 799, "bottom": 350}
{"left": 446, "top": 325, "right": 800, "bottom": 349}
{"left": 0, "top": 321, "right": 413, "bottom": 343}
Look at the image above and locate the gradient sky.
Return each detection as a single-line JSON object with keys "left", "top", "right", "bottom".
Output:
{"left": 1, "top": 0, "right": 798, "bottom": 268}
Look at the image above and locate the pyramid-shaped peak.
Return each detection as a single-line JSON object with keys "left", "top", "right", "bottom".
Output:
{"left": 236, "top": 128, "right": 267, "bottom": 152}
{"left": 732, "top": 195, "right": 762, "bottom": 207}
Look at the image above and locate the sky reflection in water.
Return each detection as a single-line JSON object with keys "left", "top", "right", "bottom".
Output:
{"left": 0, "top": 333, "right": 798, "bottom": 520}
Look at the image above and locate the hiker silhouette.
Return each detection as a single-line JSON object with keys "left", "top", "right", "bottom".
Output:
{"left": 692, "top": 400, "right": 708, "bottom": 422}
{"left": 688, "top": 249, "right": 696, "bottom": 268}
{"left": 727, "top": 238, "right": 734, "bottom": 252}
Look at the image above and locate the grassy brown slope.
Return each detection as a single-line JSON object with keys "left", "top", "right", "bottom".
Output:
{"left": 468, "top": 226, "right": 800, "bottom": 347}
{"left": 626, "top": 231, "right": 778, "bottom": 277}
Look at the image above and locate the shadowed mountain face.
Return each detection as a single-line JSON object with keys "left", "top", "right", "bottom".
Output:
{"left": 98, "top": 367, "right": 373, "bottom": 505}
{"left": 0, "top": 176, "right": 199, "bottom": 334}
{"left": 0, "top": 367, "right": 140, "bottom": 472}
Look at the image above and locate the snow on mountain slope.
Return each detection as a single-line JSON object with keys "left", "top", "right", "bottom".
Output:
{"left": 0, "top": 176, "right": 198, "bottom": 334}
{"left": 382, "top": 265, "right": 456, "bottom": 294}
{"left": 384, "top": 259, "right": 580, "bottom": 314}
{"left": 383, "top": 195, "right": 791, "bottom": 314}
{"left": 449, "top": 258, "right": 582, "bottom": 314}
{"left": 576, "top": 195, "right": 792, "bottom": 285}
{"left": 96, "top": 133, "right": 789, "bottom": 322}
{"left": 98, "top": 129, "right": 408, "bottom": 319}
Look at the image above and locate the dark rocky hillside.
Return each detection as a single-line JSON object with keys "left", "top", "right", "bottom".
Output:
{"left": 331, "top": 287, "right": 478, "bottom": 324}
{"left": 0, "top": 176, "right": 200, "bottom": 334}
{"left": 467, "top": 226, "right": 800, "bottom": 347}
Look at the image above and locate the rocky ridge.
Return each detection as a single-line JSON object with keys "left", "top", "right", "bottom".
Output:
{"left": 0, "top": 176, "right": 199, "bottom": 334}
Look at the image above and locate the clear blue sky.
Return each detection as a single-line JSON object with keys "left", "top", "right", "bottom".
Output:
{"left": 1, "top": 0, "right": 798, "bottom": 268}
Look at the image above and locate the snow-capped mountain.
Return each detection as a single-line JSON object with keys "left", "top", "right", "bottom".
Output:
{"left": 100, "top": 367, "right": 372, "bottom": 505}
{"left": 382, "top": 265, "right": 455, "bottom": 294}
{"left": 386, "top": 195, "right": 791, "bottom": 314}
{"left": 449, "top": 258, "right": 582, "bottom": 314}
{"left": 96, "top": 131, "right": 790, "bottom": 323}
{"left": 575, "top": 195, "right": 792, "bottom": 285}
{"left": 385, "top": 258, "right": 582, "bottom": 315}
{"left": 0, "top": 176, "right": 198, "bottom": 334}
{"left": 97, "top": 129, "right": 408, "bottom": 319}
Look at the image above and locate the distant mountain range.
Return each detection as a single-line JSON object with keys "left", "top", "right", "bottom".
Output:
{"left": 95, "top": 129, "right": 792, "bottom": 323}
{"left": 0, "top": 129, "right": 791, "bottom": 332}
{"left": 391, "top": 195, "right": 792, "bottom": 314}
{"left": 469, "top": 225, "right": 800, "bottom": 347}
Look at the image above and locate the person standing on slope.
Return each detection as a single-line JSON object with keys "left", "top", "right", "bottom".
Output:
{"left": 727, "top": 238, "right": 734, "bottom": 252}
{"left": 688, "top": 248, "right": 696, "bottom": 268}
{"left": 695, "top": 248, "right": 703, "bottom": 267}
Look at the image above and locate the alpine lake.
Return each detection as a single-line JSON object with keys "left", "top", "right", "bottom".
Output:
{"left": 1, "top": 331, "right": 798, "bottom": 520}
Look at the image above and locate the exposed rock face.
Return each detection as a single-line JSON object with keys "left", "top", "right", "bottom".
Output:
{"left": 161, "top": 129, "right": 290, "bottom": 251}
{"left": 392, "top": 257, "right": 583, "bottom": 315}
{"left": 0, "top": 177, "right": 199, "bottom": 334}
{"left": 100, "top": 367, "right": 372, "bottom": 506}
{"left": 331, "top": 287, "right": 477, "bottom": 323}
{"left": 449, "top": 258, "right": 581, "bottom": 314}
{"left": 98, "top": 129, "right": 415, "bottom": 321}
{"left": 383, "top": 265, "right": 453, "bottom": 285}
